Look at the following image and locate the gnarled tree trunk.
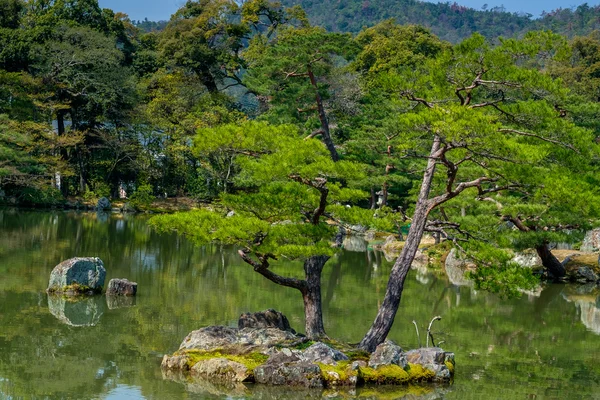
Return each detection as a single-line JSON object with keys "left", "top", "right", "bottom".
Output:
{"left": 536, "top": 243, "right": 566, "bottom": 279}
{"left": 307, "top": 66, "right": 339, "bottom": 162}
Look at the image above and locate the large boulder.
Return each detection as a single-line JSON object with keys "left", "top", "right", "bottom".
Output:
{"left": 581, "top": 229, "right": 600, "bottom": 253}
{"left": 254, "top": 361, "right": 323, "bottom": 388}
{"left": 190, "top": 358, "right": 252, "bottom": 382}
{"left": 106, "top": 278, "right": 137, "bottom": 296}
{"left": 368, "top": 341, "right": 407, "bottom": 369}
{"left": 238, "top": 309, "right": 295, "bottom": 333}
{"left": 47, "top": 257, "right": 106, "bottom": 295}
{"left": 179, "top": 326, "right": 239, "bottom": 351}
{"left": 97, "top": 197, "right": 111, "bottom": 210}
{"left": 300, "top": 342, "right": 348, "bottom": 365}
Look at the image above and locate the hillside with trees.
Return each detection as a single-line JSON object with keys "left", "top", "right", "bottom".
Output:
{"left": 280, "top": 0, "right": 600, "bottom": 42}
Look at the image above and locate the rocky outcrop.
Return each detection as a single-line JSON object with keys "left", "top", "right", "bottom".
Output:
{"left": 97, "top": 197, "right": 111, "bottom": 210}
{"left": 106, "top": 278, "right": 137, "bottom": 296}
{"left": 47, "top": 257, "right": 106, "bottom": 295}
{"left": 581, "top": 229, "right": 600, "bottom": 253}
{"left": 161, "top": 310, "right": 455, "bottom": 390}
{"left": 238, "top": 309, "right": 295, "bottom": 333}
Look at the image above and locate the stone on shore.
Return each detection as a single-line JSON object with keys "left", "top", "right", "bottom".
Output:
{"left": 191, "top": 358, "right": 252, "bottom": 382}
{"left": 106, "top": 278, "right": 138, "bottom": 296}
{"left": 47, "top": 257, "right": 106, "bottom": 295}
{"left": 254, "top": 361, "right": 323, "bottom": 388}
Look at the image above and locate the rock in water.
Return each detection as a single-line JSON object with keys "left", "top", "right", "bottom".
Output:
{"left": 106, "top": 278, "right": 137, "bottom": 296}
{"left": 97, "top": 197, "right": 111, "bottom": 210}
{"left": 191, "top": 358, "right": 251, "bottom": 382}
{"left": 238, "top": 309, "right": 295, "bottom": 333}
{"left": 368, "top": 341, "right": 407, "bottom": 369}
{"left": 47, "top": 257, "right": 106, "bottom": 295}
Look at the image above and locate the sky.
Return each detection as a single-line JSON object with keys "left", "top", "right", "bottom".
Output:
{"left": 98, "top": 0, "right": 600, "bottom": 22}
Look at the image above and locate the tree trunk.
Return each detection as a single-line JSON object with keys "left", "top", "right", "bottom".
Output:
{"left": 359, "top": 136, "right": 441, "bottom": 352}
{"left": 301, "top": 255, "right": 329, "bottom": 339}
{"left": 536, "top": 243, "right": 566, "bottom": 279}
{"left": 307, "top": 66, "right": 339, "bottom": 162}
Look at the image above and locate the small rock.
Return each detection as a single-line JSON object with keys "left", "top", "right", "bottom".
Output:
{"left": 97, "top": 197, "right": 111, "bottom": 210}
{"left": 238, "top": 309, "right": 296, "bottom": 333}
{"left": 300, "top": 342, "right": 348, "bottom": 365}
{"left": 106, "top": 278, "right": 137, "bottom": 296}
{"left": 368, "top": 341, "right": 407, "bottom": 369}
{"left": 191, "top": 358, "right": 251, "bottom": 382}
{"left": 405, "top": 347, "right": 453, "bottom": 382}
{"left": 226, "top": 210, "right": 235, "bottom": 218}
{"left": 161, "top": 354, "right": 191, "bottom": 371}
{"left": 350, "top": 360, "right": 367, "bottom": 371}
{"left": 254, "top": 361, "right": 323, "bottom": 388}
{"left": 47, "top": 257, "right": 106, "bottom": 295}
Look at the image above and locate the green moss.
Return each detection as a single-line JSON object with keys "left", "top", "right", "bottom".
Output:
{"left": 289, "top": 340, "right": 314, "bottom": 350}
{"left": 445, "top": 360, "right": 455, "bottom": 375}
{"left": 47, "top": 283, "right": 100, "bottom": 295}
{"left": 345, "top": 349, "right": 371, "bottom": 362}
{"left": 180, "top": 349, "right": 268, "bottom": 371}
{"left": 406, "top": 363, "right": 436, "bottom": 381}
{"left": 359, "top": 364, "right": 410, "bottom": 385}
{"left": 319, "top": 361, "right": 356, "bottom": 385}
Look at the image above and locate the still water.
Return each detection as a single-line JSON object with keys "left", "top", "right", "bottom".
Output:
{"left": 0, "top": 209, "right": 599, "bottom": 399}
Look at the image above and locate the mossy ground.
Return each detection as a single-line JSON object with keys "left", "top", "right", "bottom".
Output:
{"left": 317, "top": 361, "right": 439, "bottom": 387}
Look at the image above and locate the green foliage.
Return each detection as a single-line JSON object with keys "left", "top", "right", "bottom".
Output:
{"left": 129, "top": 184, "right": 155, "bottom": 210}
{"left": 467, "top": 263, "right": 540, "bottom": 298}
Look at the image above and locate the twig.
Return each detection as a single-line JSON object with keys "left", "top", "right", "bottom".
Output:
{"left": 427, "top": 316, "right": 442, "bottom": 347}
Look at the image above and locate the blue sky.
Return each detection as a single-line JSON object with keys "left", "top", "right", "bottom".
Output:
{"left": 98, "top": 0, "right": 600, "bottom": 21}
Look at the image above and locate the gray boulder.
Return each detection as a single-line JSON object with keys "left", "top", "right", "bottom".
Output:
{"left": 106, "top": 278, "right": 138, "bottom": 296}
{"left": 191, "top": 358, "right": 251, "bottom": 382}
{"left": 300, "top": 342, "right": 348, "bottom": 365}
{"left": 237, "top": 327, "right": 298, "bottom": 347}
{"left": 47, "top": 257, "right": 106, "bottom": 294}
{"left": 368, "top": 341, "right": 407, "bottom": 369}
{"left": 179, "top": 326, "right": 239, "bottom": 351}
{"left": 161, "top": 354, "right": 192, "bottom": 371}
{"left": 238, "top": 309, "right": 295, "bottom": 333}
{"left": 97, "top": 197, "right": 111, "bottom": 210}
{"left": 254, "top": 361, "right": 323, "bottom": 388}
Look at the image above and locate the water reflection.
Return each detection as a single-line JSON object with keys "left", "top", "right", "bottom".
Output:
{"left": 0, "top": 209, "right": 599, "bottom": 399}
{"left": 48, "top": 295, "right": 106, "bottom": 327}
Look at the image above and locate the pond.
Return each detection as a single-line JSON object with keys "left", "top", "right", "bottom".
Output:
{"left": 0, "top": 209, "right": 599, "bottom": 399}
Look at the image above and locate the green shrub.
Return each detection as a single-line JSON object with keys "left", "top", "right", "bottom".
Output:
{"left": 129, "top": 184, "right": 155, "bottom": 209}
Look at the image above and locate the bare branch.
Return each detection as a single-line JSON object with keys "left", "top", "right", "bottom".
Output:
{"left": 238, "top": 249, "right": 306, "bottom": 290}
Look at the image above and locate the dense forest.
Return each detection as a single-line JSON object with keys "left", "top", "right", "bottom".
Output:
{"left": 1, "top": 0, "right": 600, "bottom": 343}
